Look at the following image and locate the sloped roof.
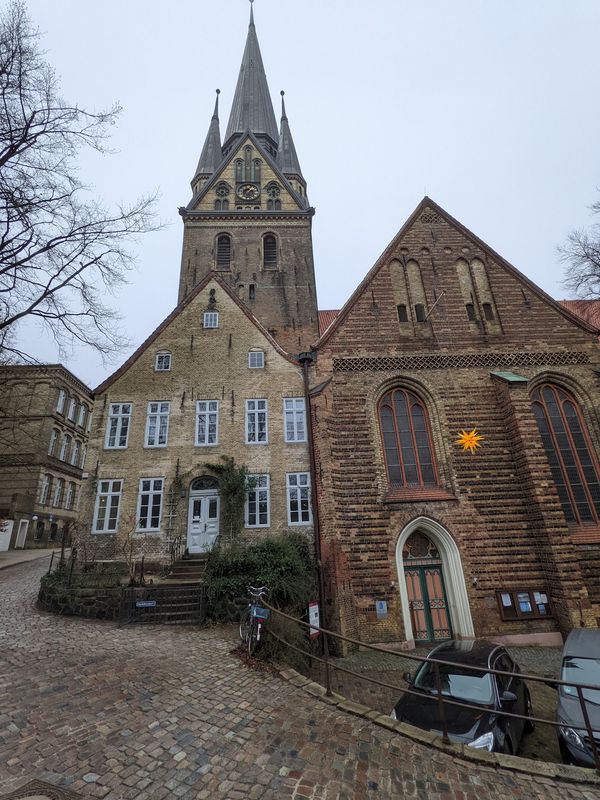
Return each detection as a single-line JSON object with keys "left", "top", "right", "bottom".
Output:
{"left": 94, "top": 273, "right": 299, "bottom": 395}
{"left": 318, "top": 310, "right": 340, "bottom": 336}
{"left": 193, "top": 91, "right": 222, "bottom": 182}
{"left": 316, "top": 196, "right": 600, "bottom": 347}
{"left": 559, "top": 299, "right": 600, "bottom": 334}
{"left": 277, "top": 92, "right": 304, "bottom": 180}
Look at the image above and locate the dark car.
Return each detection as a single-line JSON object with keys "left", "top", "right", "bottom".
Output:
{"left": 557, "top": 629, "right": 600, "bottom": 767}
{"left": 391, "top": 640, "right": 534, "bottom": 754}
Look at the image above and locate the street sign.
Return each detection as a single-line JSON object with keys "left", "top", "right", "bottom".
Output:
{"left": 135, "top": 600, "right": 157, "bottom": 608}
{"left": 308, "top": 601, "right": 320, "bottom": 638}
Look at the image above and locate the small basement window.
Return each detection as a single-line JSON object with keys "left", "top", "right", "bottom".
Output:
{"left": 397, "top": 304, "right": 409, "bottom": 323}
{"left": 496, "top": 589, "right": 553, "bottom": 621}
{"left": 248, "top": 351, "right": 265, "bottom": 369}
{"left": 203, "top": 312, "right": 219, "bottom": 329}
{"left": 414, "top": 304, "right": 426, "bottom": 323}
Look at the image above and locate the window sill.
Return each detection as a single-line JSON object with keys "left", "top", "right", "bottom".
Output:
{"left": 383, "top": 487, "right": 457, "bottom": 504}
{"left": 569, "top": 524, "right": 600, "bottom": 544}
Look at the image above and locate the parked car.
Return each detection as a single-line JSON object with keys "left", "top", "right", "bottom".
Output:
{"left": 557, "top": 629, "right": 600, "bottom": 768}
{"left": 391, "top": 640, "right": 534, "bottom": 754}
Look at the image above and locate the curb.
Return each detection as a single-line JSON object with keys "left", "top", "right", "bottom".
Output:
{"left": 276, "top": 666, "right": 600, "bottom": 787}
{"left": 0, "top": 551, "right": 57, "bottom": 572}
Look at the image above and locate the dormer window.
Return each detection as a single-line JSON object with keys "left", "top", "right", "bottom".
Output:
{"left": 263, "top": 234, "right": 277, "bottom": 270}
{"left": 155, "top": 352, "right": 171, "bottom": 371}
{"left": 216, "top": 234, "right": 231, "bottom": 270}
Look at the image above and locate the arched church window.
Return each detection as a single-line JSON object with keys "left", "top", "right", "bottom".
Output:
{"left": 216, "top": 234, "right": 231, "bottom": 270}
{"left": 252, "top": 159, "right": 261, "bottom": 183}
{"left": 235, "top": 160, "right": 243, "bottom": 182}
{"left": 531, "top": 384, "right": 600, "bottom": 526}
{"left": 379, "top": 388, "right": 438, "bottom": 488}
{"left": 263, "top": 234, "right": 277, "bottom": 270}
{"left": 267, "top": 199, "right": 282, "bottom": 210}
{"left": 214, "top": 199, "right": 229, "bottom": 211}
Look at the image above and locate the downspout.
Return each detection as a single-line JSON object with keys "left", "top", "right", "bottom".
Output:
{"left": 299, "top": 352, "right": 332, "bottom": 685}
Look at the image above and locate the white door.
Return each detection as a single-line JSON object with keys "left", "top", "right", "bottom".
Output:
{"left": 187, "top": 493, "right": 220, "bottom": 553}
{"left": 15, "top": 519, "right": 29, "bottom": 549}
{"left": 0, "top": 519, "right": 14, "bottom": 551}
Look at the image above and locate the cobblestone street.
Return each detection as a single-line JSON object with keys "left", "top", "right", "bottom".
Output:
{"left": 0, "top": 559, "right": 598, "bottom": 800}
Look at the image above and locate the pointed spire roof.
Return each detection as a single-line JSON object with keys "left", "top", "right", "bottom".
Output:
{"left": 193, "top": 90, "right": 223, "bottom": 183}
{"left": 223, "top": 2, "right": 279, "bottom": 151}
{"left": 277, "top": 91, "right": 304, "bottom": 180}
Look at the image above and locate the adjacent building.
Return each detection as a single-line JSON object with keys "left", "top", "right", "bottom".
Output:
{"left": 0, "top": 365, "right": 92, "bottom": 550}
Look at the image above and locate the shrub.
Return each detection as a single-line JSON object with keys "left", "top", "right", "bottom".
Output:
{"left": 204, "top": 533, "right": 316, "bottom": 622}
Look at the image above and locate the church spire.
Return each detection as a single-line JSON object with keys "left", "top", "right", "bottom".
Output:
{"left": 192, "top": 90, "right": 222, "bottom": 190}
{"left": 277, "top": 90, "right": 304, "bottom": 182}
{"left": 223, "top": 1, "right": 279, "bottom": 155}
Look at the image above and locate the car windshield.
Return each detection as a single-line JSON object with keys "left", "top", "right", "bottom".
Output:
{"left": 561, "top": 657, "right": 600, "bottom": 705}
{"left": 414, "top": 661, "right": 494, "bottom": 705}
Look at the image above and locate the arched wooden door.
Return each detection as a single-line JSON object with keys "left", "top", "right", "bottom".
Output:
{"left": 403, "top": 531, "right": 452, "bottom": 643}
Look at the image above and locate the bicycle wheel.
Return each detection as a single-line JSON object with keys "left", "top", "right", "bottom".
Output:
{"left": 248, "top": 619, "right": 261, "bottom": 656}
{"left": 239, "top": 606, "right": 252, "bottom": 643}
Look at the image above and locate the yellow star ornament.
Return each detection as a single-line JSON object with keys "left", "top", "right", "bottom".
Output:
{"left": 456, "top": 428, "right": 484, "bottom": 454}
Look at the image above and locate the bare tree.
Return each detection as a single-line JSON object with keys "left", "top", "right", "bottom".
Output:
{"left": 560, "top": 196, "right": 600, "bottom": 299}
{"left": 0, "top": 1, "right": 160, "bottom": 362}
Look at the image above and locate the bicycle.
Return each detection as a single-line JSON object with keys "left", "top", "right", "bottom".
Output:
{"left": 239, "top": 585, "right": 270, "bottom": 655}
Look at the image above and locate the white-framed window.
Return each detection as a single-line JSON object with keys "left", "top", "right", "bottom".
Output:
{"left": 136, "top": 477, "right": 164, "bottom": 532}
{"left": 40, "top": 474, "right": 51, "bottom": 505}
{"left": 155, "top": 351, "right": 172, "bottom": 371}
{"left": 284, "top": 398, "right": 306, "bottom": 442}
{"left": 65, "top": 482, "right": 76, "bottom": 511}
{"left": 78, "top": 404, "right": 88, "bottom": 428}
{"left": 286, "top": 472, "right": 312, "bottom": 525}
{"left": 105, "top": 403, "right": 132, "bottom": 449}
{"left": 53, "top": 478, "right": 65, "bottom": 508}
{"left": 56, "top": 389, "right": 66, "bottom": 414}
{"left": 87, "top": 412, "right": 93, "bottom": 433}
{"left": 145, "top": 402, "right": 170, "bottom": 448}
{"left": 203, "top": 311, "right": 219, "bottom": 329}
{"left": 246, "top": 399, "right": 268, "bottom": 444}
{"left": 70, "top": 440, "right": 81, "bottom": 466}
{"left": 196, "top": 400, "right": 219, "bottom": 446}
{"left": 67, "top": 398, "right": 77, "bottom": 422}
{"left": 48, "top": 428, "right": 59, "bottom": 456}
{"left": 248, "top": 350, "right": 265, "bottom": 369}
{"left": 59, "top": 434, "right": 71, "bottom": 462}
{"left": 80, "top": 445, "right": 87, "bottom": 469}
{"left": 93, "top": 479, "right": 123, "bottom": 533}
{"left": 245, "top": 474, "right": 270, "bottom": 528}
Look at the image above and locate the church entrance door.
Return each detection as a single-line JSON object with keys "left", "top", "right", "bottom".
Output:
{"left": 403, "top": 532, "right": 452, "bottom": 643}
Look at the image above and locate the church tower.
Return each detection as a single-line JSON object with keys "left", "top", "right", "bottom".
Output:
{"left": 178, "top": 3, "right": 319, "bottom": 354}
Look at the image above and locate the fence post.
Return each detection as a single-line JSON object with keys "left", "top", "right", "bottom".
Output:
{"left": 323, "top": 630, "right": 332, "bottom": 697}
{"left": 140, "top": 555, "right": 145, "bottom": 586}
{"left": 576, "top": 685, "right": 600, "bottom": 774}
{"left": 47, "top": 551, "right": 54, "bottom": 575}
{"left": 434, "top": 662, "right": 450, "bottom": 743}
{"left": 67, "top": 550, "right": 75, "bottom": 586}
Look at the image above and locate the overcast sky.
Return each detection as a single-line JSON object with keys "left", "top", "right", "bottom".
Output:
{"left": 17, "top": 0, "right": 600, "bottom": 388}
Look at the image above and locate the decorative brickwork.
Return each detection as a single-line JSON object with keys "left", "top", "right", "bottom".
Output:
{"left": 333, "top": 351, "right": 590, "bottom": 373}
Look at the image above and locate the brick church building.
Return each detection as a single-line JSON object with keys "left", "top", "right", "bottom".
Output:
{"left": 80, "top": 5, "right": 600, "bottom": 648}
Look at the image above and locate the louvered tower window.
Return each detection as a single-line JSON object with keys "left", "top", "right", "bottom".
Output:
{"left": 216, "top": 234, "right": 231, "bottom": 270}
{"left": 263, "top": 235, "right": 277, "bottom": 270}
{"left": 531, "top": 384, "right": 600, "bottom": 526}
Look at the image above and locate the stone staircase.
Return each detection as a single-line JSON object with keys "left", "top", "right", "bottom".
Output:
{"left": 162, "top": 553, "right": 208, "bottom": 585}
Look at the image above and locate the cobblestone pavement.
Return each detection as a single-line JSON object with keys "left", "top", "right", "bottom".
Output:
{"left": 0, "top": 561, "right": 597, "bottom": 800}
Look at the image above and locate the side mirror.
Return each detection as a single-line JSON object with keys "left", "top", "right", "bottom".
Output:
{"left": 403, "top": 671, "right": 413, "bottom": 685}
{"left": 501, "top": 690, "right": 518, "bottom": 703}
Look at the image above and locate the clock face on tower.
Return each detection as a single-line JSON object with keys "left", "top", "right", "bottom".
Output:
{"left": 236, "top": 183, "right": 260, "bottom": 201}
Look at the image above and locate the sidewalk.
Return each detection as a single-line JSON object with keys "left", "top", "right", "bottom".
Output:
{"left": 0, "top": 548, "right": 62, "bottom": 571}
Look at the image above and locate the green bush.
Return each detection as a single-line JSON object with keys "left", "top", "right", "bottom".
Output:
{"left": 204, "top": 533, "right": 316, "bottom": 622}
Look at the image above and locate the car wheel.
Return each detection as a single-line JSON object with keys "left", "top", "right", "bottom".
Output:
{"left": 524, "top": 691, "right": 535, "bottom": 733}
